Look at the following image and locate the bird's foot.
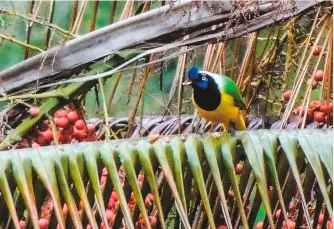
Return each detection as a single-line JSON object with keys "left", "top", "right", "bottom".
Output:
{"left": 210, "top": 123, "right": 215, "bottom": 132}
{"left": 228, "top": 121, "right": 236, "bottom": 137}
{"left": 228, "top": 128, "right": 236, "bottom": 137}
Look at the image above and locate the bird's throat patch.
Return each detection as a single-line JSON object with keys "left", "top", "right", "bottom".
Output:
{"left": 193, "top": 83, "right": 221, "bottom": 111}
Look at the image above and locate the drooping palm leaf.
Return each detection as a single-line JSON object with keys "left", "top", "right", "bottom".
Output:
{"left": 0, "top": 129, "right": 331, "bottom": 228}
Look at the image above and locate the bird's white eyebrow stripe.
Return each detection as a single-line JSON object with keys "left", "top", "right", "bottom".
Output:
{"left": 199, "top": 71, "right": 224, "bottom": 87}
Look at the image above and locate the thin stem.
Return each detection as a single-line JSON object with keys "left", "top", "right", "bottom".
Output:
{"left": 0, "top": 34, "right": 43, "bottom": 53}
{"left": 98, "top": 78, "right": 117, "bottom": 140}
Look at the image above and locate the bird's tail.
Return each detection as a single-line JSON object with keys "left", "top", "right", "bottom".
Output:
{"left": 234, "top": 113, "right": 247, "bottom": 130}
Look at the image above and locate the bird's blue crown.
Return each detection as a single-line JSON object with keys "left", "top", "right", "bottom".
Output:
{"left": 187, "top": 66, "right": 200, "bottom": 81}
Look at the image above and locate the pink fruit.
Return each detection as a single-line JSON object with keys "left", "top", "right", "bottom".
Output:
{"left": 149, "top": 216, "right": 157, "bottom": 227}
{"left": 111, "top": 191, "right": 118, "bottom": 201}
{"left": 315, "top": 112, "right": 326, "bottom": 123}
{"left": 313, "top": 45, "right": 322, "bottom": 55}
{"left": 29, "top": 107, "right": 40, "bottom": 118}
{"left": 19, "top": 220, "right": 26, "bottom": 228}
{"left": 318, "top": 212, "right": 324, "bottom": 225}
{"left": 40, "top": 129, "right": 53, "bottom": 142}
{"left": 310, "top": 101, "right": 321, "bottom": 110}
{"left": 67, "top": 111, "right": 79, "bottom": 123}
{"left": 320, "top": 104, "right": 328, "bottom": 113}
{"left": 106, "top": 209, "right": 116, "bottom": 221}
{"left": 217, "top": 226, "right": 227, "bottom": 229}
{"left": 283, "top": 219, "right": 296, "bottom": 229}
{"left": 256, "top": 222, "right": 263, "bottom": 229}
{"left": 38, "top": 218, "right": 49, "bottom": 229}
{"left": 145, "top": 197, "right": 152, "bottom": 208}
{"left": 283, "top": 90, "right": 293, "bottom": 101}
{"left": 55, "top": 117, "right": 69, "bottom": 128}
{"left": 314, "top": 70, "right": 324, "bottom": 81}
{"left": 275, "top": 209, "right": 281, "bottom": 218}
{"left": 307, "top": 78, "right": 317, "bottom": 89}
{"left": 73, "top": 128, "right": 86, "bottom": 141}
{"left": 54, "top": 109, "right": 69, "bottom": 118}
{"left": 235, "top": 163, "right": 243, "bottom": 174}
{"left": 87, "top": 123, "right": 96, "bottom": 133}
{"left": 107, "top": 197, "right": 115, "bottom": 209}
{"left": 75, "top": 119, "right": 86, "bottom": 130}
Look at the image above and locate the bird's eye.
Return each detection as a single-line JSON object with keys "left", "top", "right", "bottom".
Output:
{"left": 201, "top": 76, "right": 207, "bottom": 81}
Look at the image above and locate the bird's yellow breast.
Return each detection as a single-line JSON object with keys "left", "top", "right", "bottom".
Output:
{"left": 193, "top": 91, "right": 240, "bottom": 124}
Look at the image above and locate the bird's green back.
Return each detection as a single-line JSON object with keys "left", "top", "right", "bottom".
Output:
{"left": 221, "top": 75, "right": 246, "bottom": 109}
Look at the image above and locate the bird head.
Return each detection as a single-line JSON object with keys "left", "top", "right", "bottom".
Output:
{"left": 182, "top": 66, "right": 209, "bottom": 89}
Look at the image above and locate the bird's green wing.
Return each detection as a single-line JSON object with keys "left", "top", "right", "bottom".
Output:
{"left": 222, "top": 76, "right": 246, "bottom": 110}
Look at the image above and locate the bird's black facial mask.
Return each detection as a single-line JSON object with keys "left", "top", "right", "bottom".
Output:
{"left": 187, "top": 66, "right": 209, "bottom": 89}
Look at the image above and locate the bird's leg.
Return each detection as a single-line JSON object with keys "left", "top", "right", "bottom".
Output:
{"left": 210, "top": 122, "right": 215, "bottom": 132}
{"left": 228, "top": 121, "right": 236, "bottom": 137}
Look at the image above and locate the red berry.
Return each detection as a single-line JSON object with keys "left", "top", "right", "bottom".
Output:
{"left": 35, "top": 135, "right": 49, "bottom": 146}
{"left": 149, "top": 216, "right": 157, "bottom": 227}
{"left": 256, "top": 222, "right": 264, "bottom": 229}
{"left": 39, "top": 120, "right": 50, "bottom": 131}
{"left": 314, "top": 70, "right": 324, "bottom": 81}
{"left": 145, "top": 196, "right": 152, "bottom": 208}
{"left": 235, "top": 163, "right": 243, "bottom": 174}
{"left": 62, "top": 125, "right": 74, "bottom": 135}
{"left": 306, "top": 109, "right": 314, "bottom": 121}
{"left": 283, "top": 219, "right": 296, "bottom": 229}
{"left": 318, "top": 212, "right": 324, "bottom": 225}
{"left": 38, "top": 218, "right": 49, "bottom": 229}
{"left": 29, "top": 107, "right": 40, "bottom": 118}
{"left": 106, "top": 209, "right": 116, "bottom": 222}
{"left": 54, "top": 109, "right": 69, "bottom": 118}
{"left": 327, "top": 220, "right": 333, "bottom": 229}
{"left": 75, "top": 120, "right": 86, "bottom": 130}
{"left": 217, "top": 226, "right": 227, "bottom": 229}
{"left": 87, "top": 123, "right": 96, "bottom": 133}
{"left": 310, "top": 101, "right": 321, "bottom": 110}
{"left": 102, "top": 167, "right": 108, "bottom": 176}
{"left": 62, "top": 204, "right": 68, "bottom": 216}
{"left": 40, "top": 129, "right": 53, "bottom": 142}
{"left": 283, "top": 90, "right": 293, "bottom": 101}
{"left": 307, "top": 78, "right": 317, "bottom": 89}
{"left": 295, "top": 106, "right": 305, "bottom": 116}
{"left": 32, "top": 142, "right": 41, "bottom": 148}
{"left": 73, "top": 128, "right": 86, "bottom": 141}
{"left": 329, "top": 103, "right": 333, "bottom": 111}
{"left": 58, "top": 133, "right": 71, "bottom": 144}
{"left": 67, "top": 111, "right": 79, "bottom": 123}
{"left": 19, "top": 220, "right": 26, "bottom": 228}
{"left": 315, "top": 112, "right": 326, "bottom": 123}
{"left": 313, "top": 45, "right": 322, "bottom": 55}
{"left": 107, "top": 197, "right": 115, "bottom": 209}
{"left": 320, "top": 105, "right": 328, "bottom": 113}
{"left": 275, "top": 209, "right": 281, "bottom": 218}
{"left": 147, "top": 193, "right": 154, "bottom": 202}
{"left": 138, "top": 173, "right": 144, "bottom": 182}
{"left": 111, "top": 191, "right": 118, "bottom": 201}
{"left": 55, "top": 117, "right": 69, "bottom": 128}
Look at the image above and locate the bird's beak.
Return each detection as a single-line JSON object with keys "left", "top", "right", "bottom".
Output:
{"left": 182, "top": 80, "right": 192, "bottom": 86}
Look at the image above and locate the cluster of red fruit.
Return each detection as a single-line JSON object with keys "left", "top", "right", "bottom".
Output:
{"left": 17, "top": 106, "right": 98, "bottom": 148}
{"left": 100, "top": 168, "right": 157, "bottom": 229}
{"left": 290, "top": 101, "right": 333, "bottom": 125}
{"left": 256, "top": 205, "right": 332, "bottom": 229}
{"left": 283, "top": 69, "right": 325, "bottom": 103}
